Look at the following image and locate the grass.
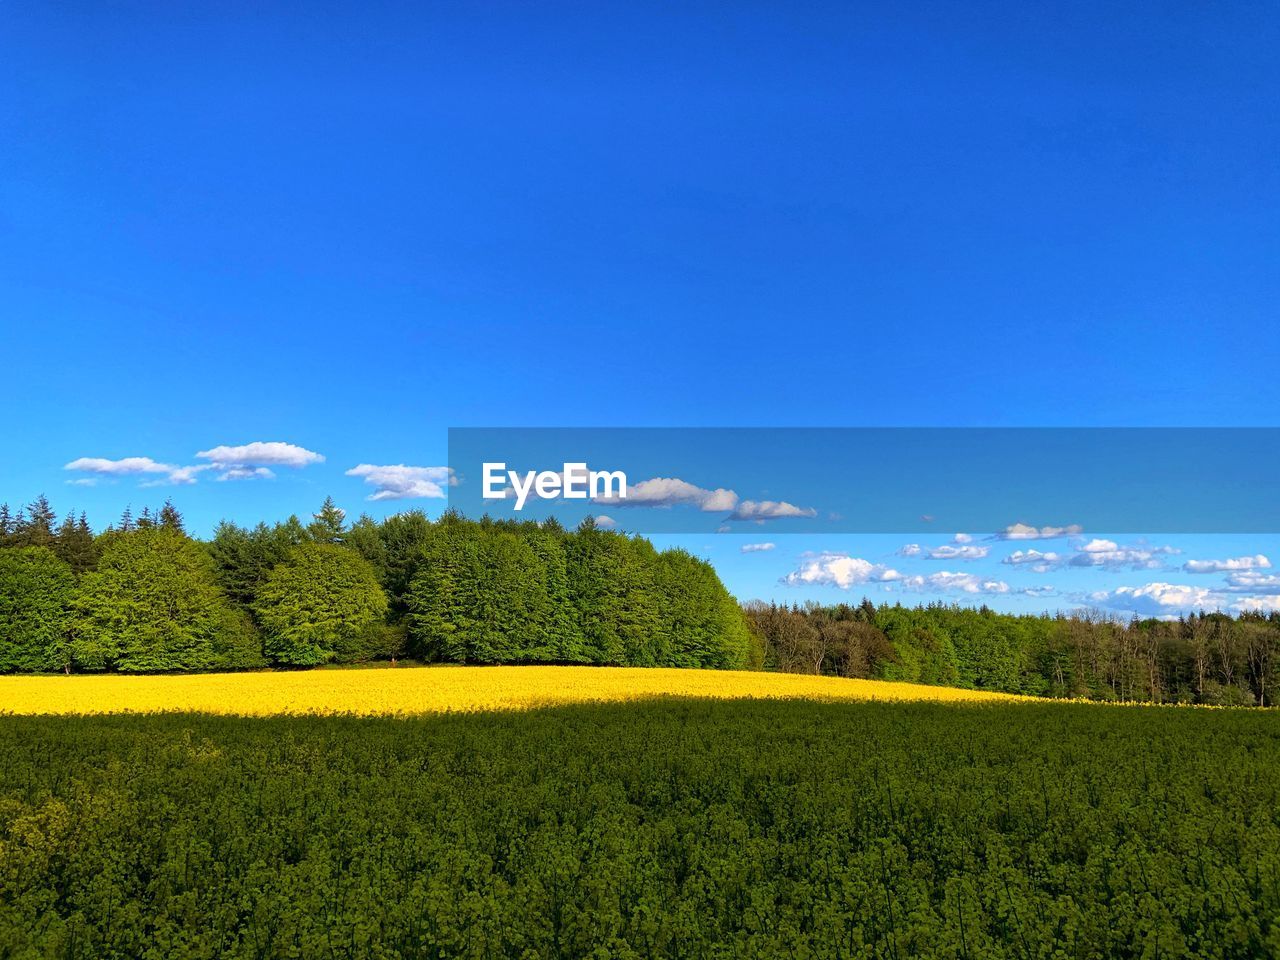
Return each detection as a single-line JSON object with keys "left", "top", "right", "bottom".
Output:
{"left": 1, "top": 698, "right": 1277, "bottom": 958}
{"left": 0, "top": 664, "right": 1025, "bottom": 716}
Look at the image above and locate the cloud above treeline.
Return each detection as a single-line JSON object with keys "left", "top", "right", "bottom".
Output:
{"left": 1183, "top": 554, "right": 1271, "bottom": 574}
{"left": 346, "top": 464, "right": 453, "bottom": 501}
{"left": 741, "top": 542, "right": 776, "bottom": 553}
{"left": 594, "top": 476, "right": 816, "bottom": 524}
{"left": 780, "top": 552, "right": 1036, "bottom": 596}
{"left": 65, "top": 441, "right": 326, "bottom": 487}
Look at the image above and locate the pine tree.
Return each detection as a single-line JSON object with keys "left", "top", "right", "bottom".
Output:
{"left": 20, "top": 495, "right": 56, "bottom": 548}
{"left": 159, "top": 499, "right": 185, "bottom": 534}
{"left": 54, "top": 511, "right": 98, "bottom": 574}
{"left": 0, "top": 503, "right": 13, "bottom": 545}
{"left": 118, "top": 506, "right": 135, "bottom": 533}
{"left": 307, "top": 496, "right": 347, "bottom": 544}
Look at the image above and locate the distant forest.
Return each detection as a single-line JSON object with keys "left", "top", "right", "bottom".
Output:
{"left": 746, "top": 601, "right": 1279, "bottom": 707}
{"left": 1, "top": 495, "right": 1277, "bottom": 706}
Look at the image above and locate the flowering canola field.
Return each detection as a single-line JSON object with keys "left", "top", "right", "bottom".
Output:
{"left": 0, "top": 664, "right": 1022, "bottom": 716}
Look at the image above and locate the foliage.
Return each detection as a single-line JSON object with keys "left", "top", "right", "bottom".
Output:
{"left": 747, "top": 601, "right": 1280, "bottom": 707}
{"left": 0, "top": 548, "right": 75, "bottom": 673}
{"left": 70, "top": 528, "right": 247, "bottom": 672}
{"left": 253, "top": 543, "right": 389, "bottom": 665}
{"left": 0, "top": 699, "right": 1276, "bottom": 958}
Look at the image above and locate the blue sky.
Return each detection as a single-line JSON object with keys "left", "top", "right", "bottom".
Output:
{"left": 3, "top": 2, "right": 1277, "bottom": 616}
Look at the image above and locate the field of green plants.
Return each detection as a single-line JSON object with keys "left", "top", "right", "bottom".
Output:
{"left": 2, "top": 699, "right": 1278, "bottom": 959}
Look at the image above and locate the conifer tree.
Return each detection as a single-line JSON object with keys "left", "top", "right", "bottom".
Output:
{"left": 19, "top": 495, "right": 56, "bottom": 548}
{"left": 159, "top": 499, "right": 185, "bottom": 534}
{"left": 53, "top": 511, "right": 98, "bottom": 574}
{"left": 307, "top": 496, "right": 347, "bottom": 544}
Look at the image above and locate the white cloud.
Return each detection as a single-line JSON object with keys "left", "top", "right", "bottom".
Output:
{"left": 1089, "top": 582, "right": 1221, "bottom": 616}
{"left": 997, "top": 522, "right": 1084, "bottom": 540}
{"left": 197, "top": 441, "right": 324, "bottom": 474}
{"left": 900, "top": 571, "right": 1011, "bottom": 595}
{"left": 902, "top": 538, "right": 988, "bottom": 560}
{"left": 596, "top": 477, "right": 739, "bottom": 512}
{"left": 741, "top": 542, "right": 776, "bottom": 553}
{"left": 65, "top": 456, "right": 174, "bottom": 476}
{"left": 781, "top": 553, "right": 902, "bottom": 589}
{"left": 594, "top": 515, "right": 617, "bottom": 529}
{"left": 214, "top": 467, "right": 275, "bottom": 482}
{"left": 1019, "top": 585, "right": 1058, "bottom": 598}
{"left": 727, "top": 499, "right": 818, "bottom": 522}
{"left": 1068, "top": 539, "right": 1177, "bottom": 571}
{"left": 1089, "top": 581, "right": 1280, "bottom": 616}
{"left": 926, "top": 544, "right": 989, "bottom": 561}
{"left": 1223, "top": 572, "right": 1280, "bottom": 594}
{"left": 346, "top": 464, "right": 452, "bottom": 501}
{"left": 65, "top": 455, "right": 203, "bottom": 487}
{"left": 1183, "top": 554, "right": 1271, "bottom": 574}
{"left": 1003, "top": 549, "right": 1061, "bottom": 572}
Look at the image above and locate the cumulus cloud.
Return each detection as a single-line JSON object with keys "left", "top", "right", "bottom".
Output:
{"left": 198, "top": 441, "right": 323, "bottom": 470}
{"left": 1183, "top": 554, "right": 1271, "bottom": 574}
{"left": 741, "top": 542, "right": 776, "bottom": 553}
{"left": 1019, "top": 585, "right": 1058, "bottom": 598}
{"left": 900, "top": 571, "right": 1011, "bottom": 595}
{"left": 926, "top": 544, "right": 989, "bottom": 561}
{"left": 1089, "top": 582, "right": 1221, "bottom": 616}
{"left": 1068, "top": 539, "right": 1177, "bottom": 571}
{"left": 781, "top": 553, "right": 902, "bottom": 589}
{"left": 346, "top": 464, "right": 452, "bottom": 501}
{"left": 996, "top": 522, "right": 1084, "bottom": 540}
{"left": 1223, "top": 572, "right": 1280, "bottom": 594}
{"left": 726, "top": 499, "right": 818, "bottom": 522}
{"left": 595, "top": 477, "right": 739, "bottom": 512}
{"left": 1003, "top": 549, "right": 1061, "bottom": 572}
{"left": 65, "top": 455, "right": 203, "bottom": 487}
{"left": 65, "top": 456, "right": 173, "bottom": 476}
{"left": 901, "top": 538, "right": 988, "bottom": 560}
{"left": 215, "top": 467, "right": 275, "bottom": 482}
{"left": 1089, "top": 581, "right": 1280, "bottom": 616}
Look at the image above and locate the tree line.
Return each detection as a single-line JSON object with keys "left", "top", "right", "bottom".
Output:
{"left": 3, "top": 494, "right": 1277, "bottom": 705}
{"left": 745, "top": 600, "right": 1280, "bottom": 706}
{"left": 0, "top": 495, "right": 754, "bottom": 673}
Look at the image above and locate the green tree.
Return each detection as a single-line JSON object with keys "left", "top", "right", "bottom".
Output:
{"left": 254, "top": 543, "right": 388, "bottom": 666}
{"left": 54, "top": 511, "right": 98, "bottom": 574}
{"left": 158, "top": 499, "right": 185, "bottom": 534}
{"left": 0, "top": 547, "right": 75, "bottom": 672}
{"left": 307, "top": 496, "right": 347, "bottom": 544}
{"left": 71, "top": 527, "right": 239, "bottom": 672}
{"left": 13, "top": 495, "right": 56, "bottom": 549}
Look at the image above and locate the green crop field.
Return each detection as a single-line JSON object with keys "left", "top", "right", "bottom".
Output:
{"left": 1, "top": 698, "right": 1278, "bottom": 959}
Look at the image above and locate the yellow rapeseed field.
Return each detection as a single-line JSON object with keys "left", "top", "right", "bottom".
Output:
{"left": 0, "top": 665, "right": 1023, "bottom": 716}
